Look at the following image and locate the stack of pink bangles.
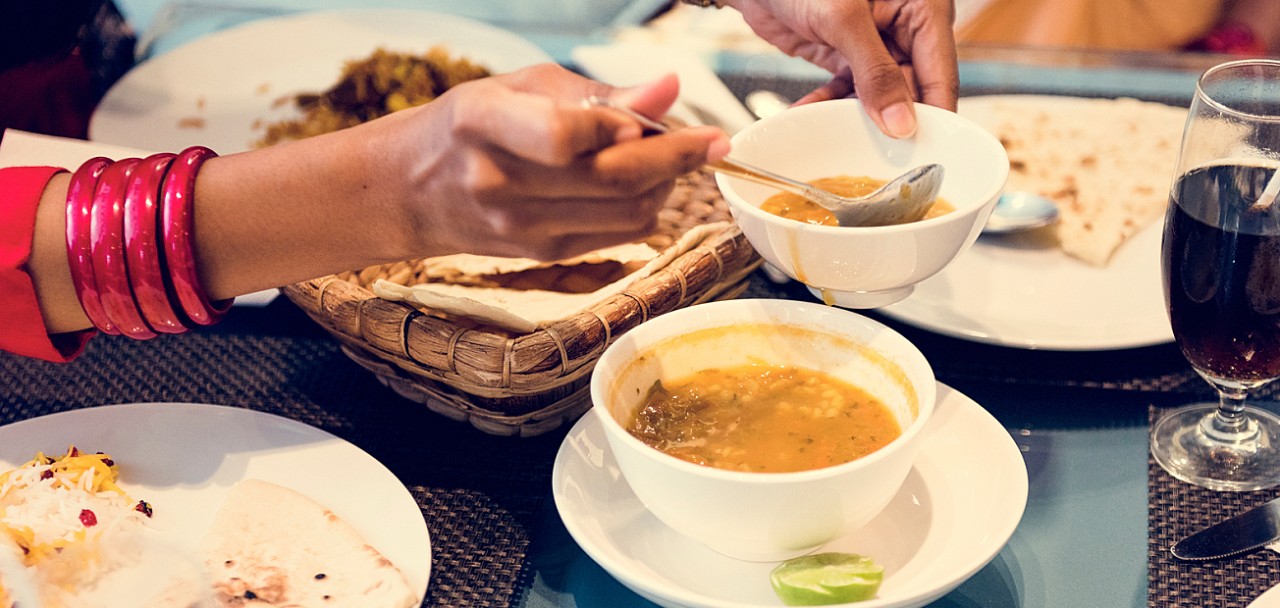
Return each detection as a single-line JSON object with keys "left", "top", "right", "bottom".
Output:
{"left": 66, "top": 146, "right": 233, "bottom": 339}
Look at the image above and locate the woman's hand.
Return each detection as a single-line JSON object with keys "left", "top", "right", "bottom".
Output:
{"left": 369, "top": 64, "right": 729, "bottom": 262}
{"left": 726, "top": 0, "right": 958, "bottom": 138}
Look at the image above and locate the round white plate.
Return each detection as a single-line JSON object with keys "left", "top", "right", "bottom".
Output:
{"left": 1252, "top": 584, "right": 1280, "bottom": 607}
{"left": 0, "top": 403, "right": 430, "bottom": 601}
{"left": 90, "top": 8, "right": 554, "bottom": 154}
{"left": 878, "top": 95, "right": 1178, "bottom": 351}
{"left": 552, "top": 383, "right": 1028, "bottom": 608}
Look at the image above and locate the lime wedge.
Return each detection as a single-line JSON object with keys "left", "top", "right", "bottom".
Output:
{"left": 769, "top": 552, "right": 884, "bottom": 606}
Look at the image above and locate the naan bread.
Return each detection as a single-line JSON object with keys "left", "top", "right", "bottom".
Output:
{"left": 374, "top": 222, "right": 727, "bottom": 333}
{"left": 417, "top": 242, "right": 659, "bottom": 288}
{"left": 200, "top": 480, "right": 418, "bottom": 608}
{"left": 979, "top": 96, "right": 1187, "bottom": 266}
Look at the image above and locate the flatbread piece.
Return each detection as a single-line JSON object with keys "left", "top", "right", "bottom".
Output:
{"left": 375, "top": 222, "right": 727, "bottom": 333}
{"left": 200, "top": 480, "right": 419, "bottom": 608}
{"left": 976, "top": 96, "right": 1187, "bottom": 266}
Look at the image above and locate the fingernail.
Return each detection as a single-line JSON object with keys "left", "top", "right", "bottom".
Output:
{"left": 615, "top": 123, "right": 642, "bottom": 142}
{"left": 707, "top": 134, "right": 731, "bottom": 162}
{"left": 687, "top": 126, "right": 731, "bottom": 162}
{"left": 882, "top": 103, "right": 917, "bottom": 139}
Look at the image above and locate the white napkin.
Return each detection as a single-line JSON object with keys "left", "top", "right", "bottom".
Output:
{"left": 0, "top": 129, "right": 153, "bottom": 170}
{"left": 0, "top": 129, "right": 278, "bottom": 306}
{"left": 571, "top": 42, "right": 756, "bottom": 134}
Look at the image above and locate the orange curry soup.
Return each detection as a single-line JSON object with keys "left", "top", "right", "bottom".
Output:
{"left": 625, "top": 364, "right": 902, "bottom": 473}
{"left": 760, "top": 175, "right": 954, "bottom": 226}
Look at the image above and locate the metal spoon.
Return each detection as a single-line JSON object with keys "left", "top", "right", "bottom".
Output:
{"left": 982, "top": 191, "right": 1060, "bottom": 234}
{"left": 745, "top": 90, "right": 1062, "bottom": 234}
{"left": 587, "top": 96, "right": 945, "bottom": 227}
{"left": 745, "top": 89, "right": 792, "bottom": 120}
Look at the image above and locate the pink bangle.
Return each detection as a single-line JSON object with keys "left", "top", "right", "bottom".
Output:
{"left": 91, "top": 158, "right": 157, "bottom": 340}
{"left": 160, "top": 146, "right": 231, "bottom": 325}
{"left": 66, "top": 157, "right": 117, "bottom": 335}
{"left": 124, "top": 153, "right": 186, "bottom": 334}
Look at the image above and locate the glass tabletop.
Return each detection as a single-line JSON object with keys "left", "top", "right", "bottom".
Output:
{"left": 522, "top": 382, "right": 1151, "bottom": 608}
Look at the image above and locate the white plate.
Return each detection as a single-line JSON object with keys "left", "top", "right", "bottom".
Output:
{"left": 0, "top": 403, "right": 430, "bottom": 601}
{"left": 878, "top": 95, "right": 1177, "bottom": 351}
{"left": 1252, "top": 584, "right": 1280, "bottom": 607}
{"left": 552, "top": 383, "right": 1028, "bottom": 608}
{"left": 89, "top": 8, "right": 554, "bottom": 155}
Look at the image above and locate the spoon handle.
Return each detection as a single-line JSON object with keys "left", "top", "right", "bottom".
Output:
{"left": 584, "top": 96, "right": 841, "bottom": 208}
{"left": 706, "top": 158, "right": 836, "bottom": 206}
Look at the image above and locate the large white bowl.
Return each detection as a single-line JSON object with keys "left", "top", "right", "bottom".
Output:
{"left": 590, "top": 299, "right": 936, "bottom": 562}
{"left": 717, "top": 100, "right": 1009, "bottom": 308}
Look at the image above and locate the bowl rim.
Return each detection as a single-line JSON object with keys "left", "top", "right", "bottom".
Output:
{"left": 590, "top": 299, "right": 937, "bottom": 484}
{"left": 717, "top": 99, "right": 1010, "bottom": 234}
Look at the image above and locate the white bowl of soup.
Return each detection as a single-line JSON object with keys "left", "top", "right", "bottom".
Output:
{"left": 591, "top": 298, "right": 935, "bottom": 562}
{"left": 718, "top": 99, "right": 1009, "bottom": 308}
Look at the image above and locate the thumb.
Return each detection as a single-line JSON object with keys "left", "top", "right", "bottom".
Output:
{"left": 611, "top": 73, "right": 682, "bottom": 120}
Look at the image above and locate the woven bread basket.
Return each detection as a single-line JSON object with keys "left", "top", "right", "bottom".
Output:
{"left": 282, "top": 168, "right": 761, "bottom": 436}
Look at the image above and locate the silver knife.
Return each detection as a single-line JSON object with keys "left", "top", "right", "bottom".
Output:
{"left": 1172, "top": 496, "right": 1280, "bottom": 560}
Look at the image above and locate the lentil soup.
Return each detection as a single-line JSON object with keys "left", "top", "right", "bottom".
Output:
{"left": 625, "top": 364, "right": 902, "bottom": 473}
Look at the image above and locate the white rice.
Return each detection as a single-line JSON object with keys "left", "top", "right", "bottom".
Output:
{"left": 0, "top": 455, "right": 154, "bottom": 607}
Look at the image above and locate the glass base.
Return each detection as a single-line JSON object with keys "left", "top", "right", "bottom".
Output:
{"left": 1151, "top": 403, "right": 1280, "bottom": 491}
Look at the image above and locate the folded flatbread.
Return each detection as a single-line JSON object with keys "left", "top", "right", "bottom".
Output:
{"left": 975, "top": 96, "right": 1187, "bottom": 266}
{"left": 374, "top": 222, "right": 728, "bottom": 332}
{"left": 200, "top": 480, "right": 418, "bottom": 608}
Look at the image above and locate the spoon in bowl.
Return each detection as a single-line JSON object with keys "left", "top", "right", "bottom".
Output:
{"left": 744, "top": 90, "right": 1062, "bottom": 235}
{"left": 744, "top": 89, "right": 792, "bottom": 120}
{"left": 982, "top": 191, "right": 1060, "bottom": 234}
{"left": 587, "top": 96, "right": 945, "bottom": 227}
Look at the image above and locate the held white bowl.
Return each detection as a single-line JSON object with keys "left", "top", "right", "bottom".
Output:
{"left": 590, "top": 299, "right": 936, "bottom": 562}
{"left": 717, "top": 99, "right": 1009, "bottom": 309}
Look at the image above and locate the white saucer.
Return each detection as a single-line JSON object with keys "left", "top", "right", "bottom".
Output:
{"left": 551, "top": 383, "right": 1028, "bottom": 608}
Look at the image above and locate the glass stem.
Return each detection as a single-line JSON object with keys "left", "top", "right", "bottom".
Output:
{"left": 1203, "top": 387, "right": 1259, "bottom": 443}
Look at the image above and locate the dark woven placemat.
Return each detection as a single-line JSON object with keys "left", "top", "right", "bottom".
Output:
{"left": 10, "top": 273, "right": 1277, "bottom": 608}
{"left": 1148, "top": 406, "right": 1280, "bottom": 608}
{"left": 0, "top": 301, "right": 572, "bottom": 608}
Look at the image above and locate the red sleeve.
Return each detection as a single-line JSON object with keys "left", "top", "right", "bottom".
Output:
{"left": 0, "top": 165, "right": 94, "bottom": 362}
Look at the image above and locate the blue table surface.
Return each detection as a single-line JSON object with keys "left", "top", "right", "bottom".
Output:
{"left": 522, "top": 388, "right": 1150, "bottom": 608}
{"left": 101, "top": 4, "right": 1217, "bottom": 605}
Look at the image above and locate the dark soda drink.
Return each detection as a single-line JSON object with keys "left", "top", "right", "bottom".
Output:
{"left": 1163, "top": 163, "right": 1280, "bottom": 383}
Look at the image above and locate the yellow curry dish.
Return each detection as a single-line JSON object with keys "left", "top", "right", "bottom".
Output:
{"left": 760, "top": 175, "right": 954, "bottom": 226}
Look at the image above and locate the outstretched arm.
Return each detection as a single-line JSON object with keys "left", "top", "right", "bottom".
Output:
{"left": 24, "top": 65, "right": 728, "bottom": 336}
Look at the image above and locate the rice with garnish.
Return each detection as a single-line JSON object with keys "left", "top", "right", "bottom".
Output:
{"left": 0, "top": 447, "right": 154, "bottom": 608}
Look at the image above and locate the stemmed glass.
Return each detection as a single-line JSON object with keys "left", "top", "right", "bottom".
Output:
{"left": 1151, "top": 59, "right": 1280, "bottom": 491}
